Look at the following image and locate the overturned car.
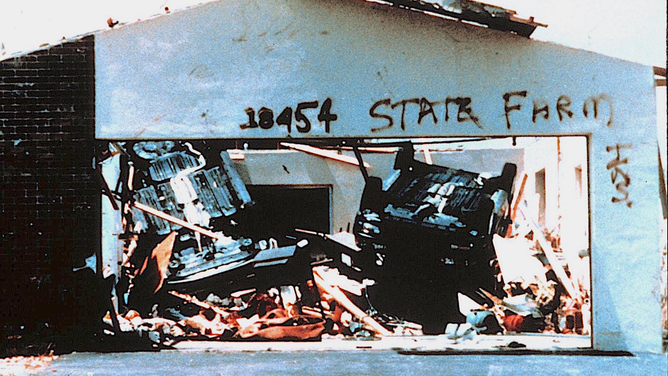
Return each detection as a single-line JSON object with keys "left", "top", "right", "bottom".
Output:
{"left": 353, "top": 143, "right": 517, "bottom": 333}
{"left": 114, "top": 141, "right": 316, "bottom": 316}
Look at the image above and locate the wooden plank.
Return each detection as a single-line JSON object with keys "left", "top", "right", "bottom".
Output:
{"left": 506, "top": 172, "right": 528, "bottom": 237}
{"left": 312, "top": 268, "right": 392, "bottom": 336}
{"left": 281, "top": 142, "right": 371, "bottom": 168}
{"left": 510, "top": 173, "right": 528, "bottom": 221}
{"left": 133, "top": 201, "right": 220, "bottom": 240}
{"left": 517, "top": 204, "right": 579, "bottom": 300}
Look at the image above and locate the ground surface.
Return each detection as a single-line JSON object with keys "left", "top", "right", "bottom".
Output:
{"left": 21, "top": 349, "right": 668, "bottom": 376}
{"left": 2, "top": 335, "right": 666, "bottom": 376}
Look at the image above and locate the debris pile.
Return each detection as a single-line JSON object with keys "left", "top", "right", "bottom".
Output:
{"left": 89, "top": 140, "right": 590, "bottom": 349}
{"left": 103, "top": 289, "right": 325, "bottom": 344}
{"left": 453, "top": 232, "right": 590, "bottom": 338}
{"left": 99, "top": 265, "right": 423, "bottom": 347}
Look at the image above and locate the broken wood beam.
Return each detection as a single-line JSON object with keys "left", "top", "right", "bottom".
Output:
{"left": 517, "top": 203, "right": 579, "bottom": 300}
{"left": 505, "top": 172, "right": 528, "bottom": 237}
{"left": 133, "top": 201, "right": 220, "bottom": 240}
{"left": 312, "top": 269, "right": 392, "bottom": 336}
{"left": 509, "top": 173, "right": 528, "bottom": 223}
{"left": 168, "top": 291, "right": 230, "bottom": 320}
{"left": 281, "top": 142, "right": 371, "bottom": 168}
{"left": 422, "top": 146, "right": 433, "bottom": 165}
{"left": 301, "top": 305, "right": 328, "bottom": 319}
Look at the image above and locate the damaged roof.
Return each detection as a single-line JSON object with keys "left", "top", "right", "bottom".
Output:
{"left": 1, "top": 0, "right": 544, "bottom": 61}
{"left": 377, "top": 1, "right": 546, "bottom": 37}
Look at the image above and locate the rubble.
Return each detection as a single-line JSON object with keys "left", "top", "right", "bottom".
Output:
{"left": 314, "top": 266, "right": 393, "bottom": 337}
{"left": 89, "top": 140, "right": 591, "bottom": 349}
{"left": 352, "top": 142, "right": 516, "bottom": 333}
{"left": 98, "top": 267, "right": 419, "bottom": 346}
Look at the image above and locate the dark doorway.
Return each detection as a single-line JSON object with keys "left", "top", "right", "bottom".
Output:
{"left": 244, "top": 185, "right": 331, "bottom": 245}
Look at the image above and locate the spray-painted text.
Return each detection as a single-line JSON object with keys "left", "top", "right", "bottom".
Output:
{"left": 368, "top": 92, "right": 614, "bottom": 132}
{"left": 606, "top": 143, "right": 633, "bottom": 208}
{"left": 240, "top": 98, "right": 338, "bottom": 134}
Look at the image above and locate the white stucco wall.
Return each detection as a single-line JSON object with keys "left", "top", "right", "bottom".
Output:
{"left": 94, "top": 0, "right": 662, "bottom": 352}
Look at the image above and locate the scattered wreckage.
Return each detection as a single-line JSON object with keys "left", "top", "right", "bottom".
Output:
{"left": 353, "top": 143, "right": 516, "bottom": 333}
{"left": 92, "top": 140, "right": 587, "bottom": 348}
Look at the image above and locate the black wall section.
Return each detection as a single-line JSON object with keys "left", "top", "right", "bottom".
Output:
{"left": 0, "top": 36, "right": 99, "bottom": 349}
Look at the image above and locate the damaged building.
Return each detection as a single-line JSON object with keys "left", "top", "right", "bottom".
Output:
{"left": 1, "top": 0, "right": 665, "bottom": 355}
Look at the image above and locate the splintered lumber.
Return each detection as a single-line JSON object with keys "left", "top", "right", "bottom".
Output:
{"left": 301, "top": 305, "right": 329, "bottom": 318}
{"left": 99, "top": 183, "right": 220, "bottom": 240}
{"left": 312, "top": 269, "right": 392, "bottom": 336}
{"left": 168, "top": 291, "right": 230, "bottom": 320}
{"left": 506, "top": 173, "right": 528, "bottom": 237}
{"left": 517, "top": 204, "right": 579, "bottom": 300}
{"left": 133, "top": 201, "right": 220, "bottom": 240}
{"left": 280, "top": 142, "right": 371, "bottom": 168}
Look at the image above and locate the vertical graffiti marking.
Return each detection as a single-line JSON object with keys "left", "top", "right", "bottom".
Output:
{"left": 606, "top": 143, "right": 633, "bottom": 208}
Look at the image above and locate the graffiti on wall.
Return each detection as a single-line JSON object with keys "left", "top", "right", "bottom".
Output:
{"left": 502, "top": 92, "right": 613, "bottom": 130}
{"left": 369, "top": 96, "right": 482, "bottom": 132}
{"left": 240, "top": 98, "right": 338, "bottom": 134}
{"left": 606, "top": 143, "right": 633, "bottom": 208}
{"left": 368, "top": 91, "right": 613, "bottom": 132}
{"left": 238, "top": 92, "right": 614, "bottom": 135}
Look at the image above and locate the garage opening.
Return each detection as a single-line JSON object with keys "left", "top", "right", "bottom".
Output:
{"left": 243, "top": 185, "right": 331, "bottom": 245}
{"left": 98, "top": 136, "right": 591, "bottom": 349}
